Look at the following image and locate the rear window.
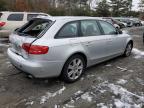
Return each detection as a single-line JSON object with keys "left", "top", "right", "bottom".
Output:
{"left": 17, "top": 19, "right": 53, "bottom": 37}
{"left": 7, "top": 14, "right": 24, "bottom": 21}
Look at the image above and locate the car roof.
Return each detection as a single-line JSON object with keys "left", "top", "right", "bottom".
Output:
{"left": 37, "top": 16, "right": 103, "bottom": 21}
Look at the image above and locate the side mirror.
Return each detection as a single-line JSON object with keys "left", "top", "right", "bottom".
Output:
{"left": 116, "top": 28, "right": 123, "bottom": 34}
{"left": 118, "top": 30, "right": 123, "bottom": 34}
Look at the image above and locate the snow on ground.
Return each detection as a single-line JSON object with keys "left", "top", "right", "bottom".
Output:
{"left": 40, "top": 86, "right": 66, "bottom": 104}
{"left": 136, "top": 78, "right": 144, "bottom": 86}
{"left": 128, "top": 70, "right": 134, "bottom": 73}
{"left": 105, "top": 64, "right": 112, "bottom": 67}
{"left": 64, "top": 104, "right": 75, "bottom": 108}
{"left": 86, "top": 74, "right": 95, "bottom": 78}
{"left": 62, "top": 81, "right": 144, "bottom": 108}
{"left": 101, "top": 82, "right": 144, "bottom": 108}
{"left": 117, "top": 79, "right": 128, "bottom": 85}
{"left": 25, "top": 101, "right": 34, "bottom": 105}
{"left": 116, "top": 66, "right": 127, "bottom": 72}
{"left": 132, "top": 48, "right": 144, "bottom": 59}
{"left": 81, "top": 92, "right": 93, "bottom": 102}
{"left": 97, "top": 103, "right": 108, "bottom": 108}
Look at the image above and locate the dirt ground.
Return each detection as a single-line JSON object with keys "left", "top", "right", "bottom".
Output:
{"left": 0, "top": 27, "right": 144, "bottom": 108}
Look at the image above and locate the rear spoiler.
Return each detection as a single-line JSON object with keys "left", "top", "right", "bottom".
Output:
{"left": 36, "top": 16, "right": 56, "bottom": 22}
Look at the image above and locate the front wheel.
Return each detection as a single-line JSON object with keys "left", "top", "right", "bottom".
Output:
{"left": 61, "top": 55, "right": 86, "bottom": 83}
{"left": 123, "top": 42, "right": 133, "bottom": 57}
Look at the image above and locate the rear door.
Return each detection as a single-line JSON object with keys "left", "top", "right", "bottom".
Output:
{"left": 9, "top": 18, "right": 53, "bottom": 58}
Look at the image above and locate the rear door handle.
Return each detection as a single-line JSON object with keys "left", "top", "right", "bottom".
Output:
{"left": 107, "top": 39, "right": 113, "bottom": 42}
{"left": 83, "top": 41, "right": 93, "bottom": 46}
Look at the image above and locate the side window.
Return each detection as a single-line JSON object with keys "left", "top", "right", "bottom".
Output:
{"left": 7, "top": 14, "right": 24, "bottom": 21}
{"left": 27, "top": 14, "right": 39, "bottom": 21}
{"left": 57, "top": 22, "right": 78, "bottom": 38}
{"left": 81, "top": 20, "right": 101, "bottom": 36}
{"left": 99, "top": 21, "right": 117, "bottom": 35}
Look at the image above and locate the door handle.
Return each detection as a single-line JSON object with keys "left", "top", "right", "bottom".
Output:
{"left": 84, "top": 41, "right": 92, "bottom": 46}
{"left": 107, "top": 39, "right": 113, "bottom": 42}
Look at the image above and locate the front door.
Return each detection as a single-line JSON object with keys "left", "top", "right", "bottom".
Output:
{"left": 79, "top": 20, "right": 110, "bottom": 65}
{"left": 98, "top": 20, "right": 126, "bottom": 56}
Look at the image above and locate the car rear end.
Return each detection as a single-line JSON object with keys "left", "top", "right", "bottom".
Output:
{"left": 0, "top": 12, "right": 11, "bottom": 37}
{"left": 7, "top": 18, "right": 64, "bottom": 78}
{"left": 0, "top": 12, "right": 6, "bottom": 30}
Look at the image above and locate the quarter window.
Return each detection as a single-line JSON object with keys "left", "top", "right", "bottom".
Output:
{"left": 99, "top": 21, "right": 117, "bottom": 35}
{"left": 57, "top": 22, "right": 78, "bottom": 38}
{"left": 7, "top": 14, "right": 24, "bottom": 21}
{"left": 80, "top": 20, "right": 101, "bottom": 36}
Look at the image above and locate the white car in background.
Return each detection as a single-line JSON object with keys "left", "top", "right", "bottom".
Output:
{"left": 0, "top": 11, "right": 50, "bottom": 37}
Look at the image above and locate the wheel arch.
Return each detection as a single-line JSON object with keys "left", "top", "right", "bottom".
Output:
{"left": 64, "top": 52, "right": 88, "bottom": 67}
{"left": 127, "top": 40, "right": 133, "bottom": 48}
{"left": 60, "top": 51, "right": 88, "bottom": 76}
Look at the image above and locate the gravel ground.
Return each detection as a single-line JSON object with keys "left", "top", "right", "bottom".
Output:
{"left": 0, "top": 27, "right": 144, "bottom": 108}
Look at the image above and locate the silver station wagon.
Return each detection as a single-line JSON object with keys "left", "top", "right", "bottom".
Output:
{"left": 7, "top": 16, "right": 133, "bottom": 83}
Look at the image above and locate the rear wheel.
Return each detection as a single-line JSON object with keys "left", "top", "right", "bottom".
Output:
{"left": 123, "top": 42, "right": 133, "bottom": 57}
{"left": 61, "top": 55, "right": 86, "bottom": 83}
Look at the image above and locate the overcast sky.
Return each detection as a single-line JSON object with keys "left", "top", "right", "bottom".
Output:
{"left": 132, "top": 0, "right": 140, "bottom": 11}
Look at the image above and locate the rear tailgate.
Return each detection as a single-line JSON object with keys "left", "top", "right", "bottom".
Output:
{"left": 9, "top": 18, "right": 54, "bottom": 58}
{"left": 9, "top": 33, "right": 36, "bottom": 58}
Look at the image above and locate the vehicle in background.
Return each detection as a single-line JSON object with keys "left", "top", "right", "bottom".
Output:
{"left": 103, "top": 18, "right": 120, "bottom": 29}
{"left": 114, "top": 17, "right": 142, "bottom": 27}
{"left": 130, "top": 18, "right": 142, "bottom": 26}
{"left": 114, "top": 18, "right": 133, "bottom": 27}
{"left": 0, "top": 11, "right": 50, "bottom": 37}
{"left": 8, "top": 16, "right": 133, "bottom": 83}
{"left": 103, "top": 17, "right": 126, "bottom": 29}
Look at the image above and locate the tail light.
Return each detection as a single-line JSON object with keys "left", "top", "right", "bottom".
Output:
{"left": 0, "top": 22, "right": 6, "bottom": 27}
{"left": 22, "top": 43, "right": 49, "bottom": 55}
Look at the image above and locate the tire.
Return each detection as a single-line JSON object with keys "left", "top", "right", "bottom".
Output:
{"left": 123, "top": 42, "right": 133, "bottom": 57}
{"left": 61, "top": 55, "right": 86, "bottom": 83}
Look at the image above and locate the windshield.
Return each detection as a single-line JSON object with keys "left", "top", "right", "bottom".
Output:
{"left": 17, "top": 18, "right": 53, "bottom": 37}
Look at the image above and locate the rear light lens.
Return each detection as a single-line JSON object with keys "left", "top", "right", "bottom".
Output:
{"left": 0, "top": 22, "right": 6, "bottom": 27}
{"left": 22, "top": 43, "right": 49, "bottom": 55}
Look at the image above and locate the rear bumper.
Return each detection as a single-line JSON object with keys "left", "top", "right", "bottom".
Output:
{"left": 7, "top": 48, "right": 64, "bottom": 78}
